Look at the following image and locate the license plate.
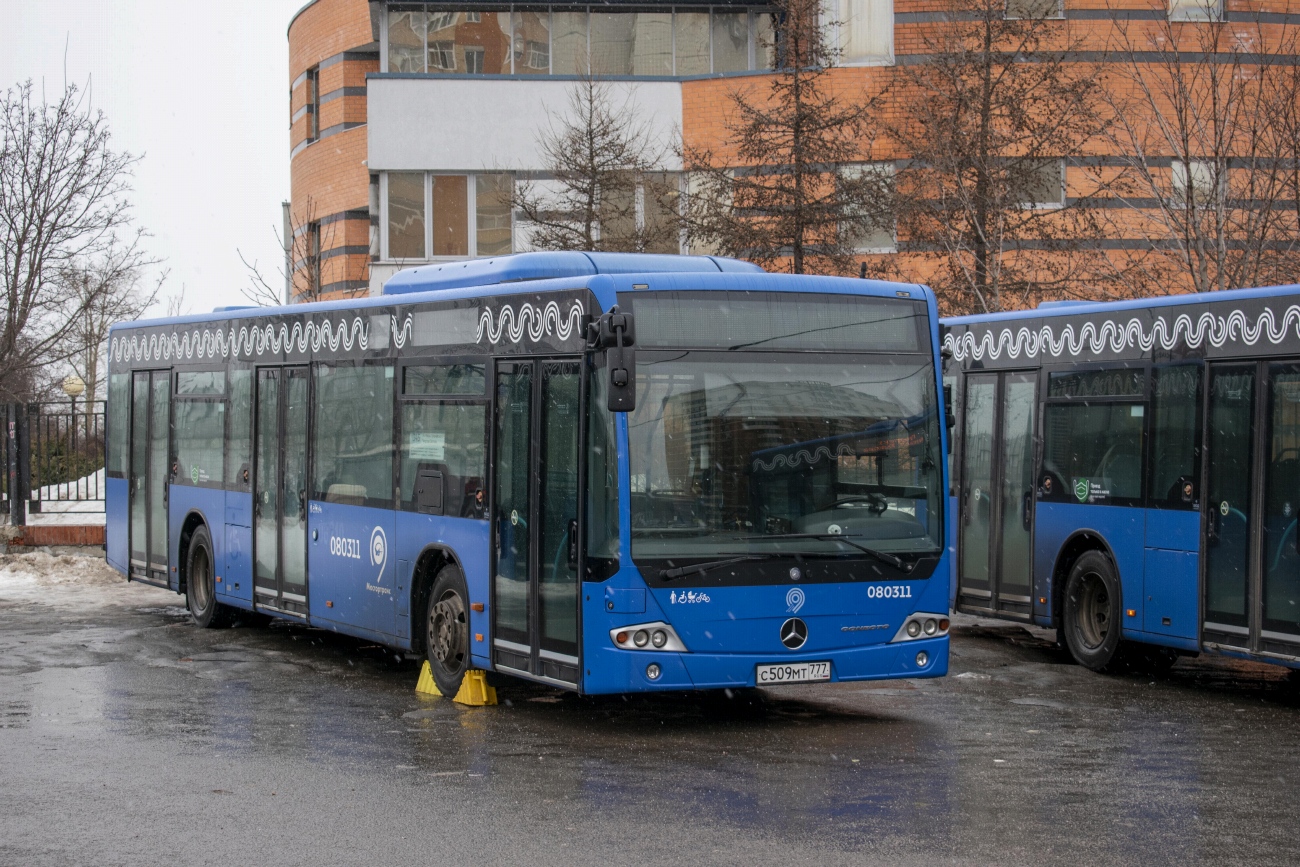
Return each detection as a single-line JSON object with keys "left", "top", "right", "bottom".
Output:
{"left": 755, "top": 661, "right": 831, "bottom": 685}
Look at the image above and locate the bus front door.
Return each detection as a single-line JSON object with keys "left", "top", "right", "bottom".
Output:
{"left": 958, "top": 370, "right": 1037, "bottom": 619}
{"left": 492, "top": 358, "right": 583, "bottom": 687}
{"left": 253, "top": 367, "right": 310, "bottom": 617}
{"left": 129, "top": 369, "right": 170, "bottom": 587}
{"left": 1204, "top": 362, "right": 1300, "bottom": 655}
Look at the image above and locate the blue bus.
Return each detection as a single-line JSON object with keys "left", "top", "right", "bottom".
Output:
{"left": 943, "top": 285, "right": 1300, "bottom": 673}
{"left": 105, "top": 252, "right": 951, "bottom": 695}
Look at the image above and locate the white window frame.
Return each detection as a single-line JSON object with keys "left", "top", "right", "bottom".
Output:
{"left": 1018, "top": 158, "right": 1066, "bottom": 210}
{"left": 840, "top": 162, "right": 897, "bottom": 253}
{"left": 1169, "top": 0, "right": 1224, "bottom": 22}
{"left": 381, "top": 171, "right": 516, "bottom": 262}
{"left": 826, "top": 0, "right": 895, "bottom": 68}
{"left": 1004, "top": 0, "right": 1065, "bottom": 21}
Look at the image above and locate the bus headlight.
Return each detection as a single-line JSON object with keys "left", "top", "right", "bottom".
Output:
{"left": 892, "top": 614, "right": 950, "bottom": 643}
{"left": 610, "top": 622, "right": 687, "bottom": 652}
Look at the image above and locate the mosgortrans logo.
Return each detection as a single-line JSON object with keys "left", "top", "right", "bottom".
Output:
{"left": 1074, "top": 478, "right": 1090, "bottom": 502}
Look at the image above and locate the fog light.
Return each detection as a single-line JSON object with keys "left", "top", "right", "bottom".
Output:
{"left": 633, "top": 630, "right": 649, "bottom": 647}
{"left": 646, "top": 663, "right": 662, "bottom": 680}
{"left": 916, "top": 651, "right": 929, "bottom": 667}
{"left": 924, "top": 618, "right": 938, "bottom": 635}
{"left": 651, "top": 629, "right": 667, "bottom": 648}
{"left": 906, "top": 620, "right": 921, "bottom": 637}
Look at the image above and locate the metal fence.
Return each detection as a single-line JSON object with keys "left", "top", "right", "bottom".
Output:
{"left": 3, "top": 400, "right": 106, "bottom": 524}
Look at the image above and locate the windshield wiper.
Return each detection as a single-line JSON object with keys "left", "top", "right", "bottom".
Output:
{"left": 743, "top": 533, "right": 920, "bottom": 573}
{"left": 660, "top": 555, "right": 766, "bottom": 581}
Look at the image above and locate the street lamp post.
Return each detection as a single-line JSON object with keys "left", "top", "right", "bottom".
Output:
{"left": 62, "top": 375, "right": 85, "bottom": 481}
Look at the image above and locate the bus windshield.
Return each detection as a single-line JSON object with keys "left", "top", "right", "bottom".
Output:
{"left": 627, "top": 352, "right": 943, "bottom": 567}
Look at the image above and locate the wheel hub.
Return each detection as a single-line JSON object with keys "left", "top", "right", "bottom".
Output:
{"left": 1077, "top": 571, "right": 1110, "bottom": 650}
{"left": 430, "top": 591, "right": 466, "bottom": 672}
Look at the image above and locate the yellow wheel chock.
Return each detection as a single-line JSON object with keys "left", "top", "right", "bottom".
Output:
{"left": 416, "top": 660, "right": 498, "bottom": 706}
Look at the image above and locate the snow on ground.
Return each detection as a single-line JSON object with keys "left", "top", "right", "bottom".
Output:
{"left": 0, "top": 551, "right": 167, "bottom": 607}
{"left": 2, "top": 468, "right": 108, "bottom": 525}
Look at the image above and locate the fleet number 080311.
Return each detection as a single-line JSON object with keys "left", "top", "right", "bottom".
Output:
{"left": 867, "top": 584, "right": 913, "bottom": 599}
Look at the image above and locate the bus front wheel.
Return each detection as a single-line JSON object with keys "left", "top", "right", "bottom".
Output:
{"left": 186, "top": 525, "right": 234, "bottom": 629}
{"left": 1062, "top": 551, "right": 1123, "bottom": 672}
{"left": 426, "top": 564, "right": 470, "bottom": 696}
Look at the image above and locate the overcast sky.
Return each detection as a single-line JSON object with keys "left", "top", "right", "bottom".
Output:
{"left": 1, "top": 0, "right": 311, "bottom": 317}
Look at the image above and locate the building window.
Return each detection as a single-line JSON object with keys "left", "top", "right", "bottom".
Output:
{"left": 829, "top": 0, "right": 893, "bottom": 66}
{"left": 387, "top": 172, "right": 427, "bottom": 259}
{"left": 1017, "top": 159, "right": 1065, "bottom": 209}
{"left": 1169, "top": 0, "right": 1223, "bottom": 21}
{"left": 306, "top": 220, "right": 322, "bottom": 295}
{"left": 385, "top": 5, "right": 778, "bottom": 77}
{"left": 383, "top": 172, "right": 516, "bottom": 260}
{"left": 305, "top": 66, "right": 320, "bottom": 142}
{"left": 840, "top": 163, "right": 896, "bottom": 252}
{"left": 1172, "top": 159, "right": 1223, "bottom": 209}
{"left": 1005, "top": 0, "right": 1063, "bottom": 19}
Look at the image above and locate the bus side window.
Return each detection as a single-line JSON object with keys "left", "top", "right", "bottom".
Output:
{"left": 1149, "top": 364, "right": 1202, "bottom": 508}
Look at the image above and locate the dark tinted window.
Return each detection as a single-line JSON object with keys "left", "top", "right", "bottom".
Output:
{"left": 1149, "top": 365, "right": 1201, "bottom": 508}
{"left": 404, "top": 364, "right": 485, "bottom": 395}
{"left": 1048, "top": 368, "right": 1144, "bottom": 398}
{"left": 176, "top": 370, "right": 226, "bottom": 395}
{"left": 226, "top": 369, "right": 251, "bottom": 486}
{"left": 313, "top": 363, "right": 394, "bottom": 505}
{"left": 174, "top": 400, "right": 225, "bottom": 485}
{"left": 399, "top": 403, "right": 486, "bottom": 514}
{"left": 625, "top": 291, "right": 926, "bottom": 351}
{"left": 1043, "top": 403, "right": 1145, "bottom": 503}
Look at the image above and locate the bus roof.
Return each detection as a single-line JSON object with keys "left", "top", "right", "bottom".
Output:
{"left": 381, "top": 251, "right": 762, "bottom": 295}
{"left": 943, "top": 283, "right": 1300, "bottom": 326}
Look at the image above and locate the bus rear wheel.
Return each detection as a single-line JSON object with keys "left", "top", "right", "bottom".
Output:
{"left": 426, "top": 564, "right": 470, "bottom": 696}
{"left": 186, "top": 525, "right": 234, "bottom": 629}
{"left": 1062, "top": 551, "right": 1123, "bottom": 672}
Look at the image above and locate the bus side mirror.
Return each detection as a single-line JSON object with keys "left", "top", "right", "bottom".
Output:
{"left": 592, "top": 308, "right": 636, "bottom": 413}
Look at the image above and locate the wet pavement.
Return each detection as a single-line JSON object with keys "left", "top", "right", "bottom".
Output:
{"left": 2, "top": 550, "right": 1299, "bottom": 866}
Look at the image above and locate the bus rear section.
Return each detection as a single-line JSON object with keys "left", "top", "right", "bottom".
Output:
{"left": 104, "top": 253, "right": 950, "bottom": 695}
{"left": 943, "top": 285, "right": 1300, "bottom": 675}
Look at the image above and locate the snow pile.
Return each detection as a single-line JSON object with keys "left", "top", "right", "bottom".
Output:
{"left": 0, "top": 551, "right": 155, "bottom": 607}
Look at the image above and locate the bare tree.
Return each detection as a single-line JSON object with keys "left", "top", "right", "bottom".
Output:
{"left": 511, "top": 72, "right": 677, "bottom": 253}
{"left": 240, "top": 196, "right": 342, "bottom": 305}
{"left": 0, "top": 80, "right": 139, "bottom": 402}
{"left": 1098, "top": 12, "right": 1300, "bottom": 296}
{"left": 681, "top": 0, "right": 876, "bottom": 275}
{"left": 860, "top": 0, "right": 1112, "bottom": 313}
{"left": 56, "top": 236, "right": 163, "bottom": 403}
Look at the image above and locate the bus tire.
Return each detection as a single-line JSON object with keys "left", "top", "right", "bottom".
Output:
{"left": 1062, "top": 551, "right": 1123, "bottom": 672}
{"left": 426, "top": 564, "right": 470, "bottom": 696}
{"left": 186, "top": 525, "right": 234, "bottom": 629}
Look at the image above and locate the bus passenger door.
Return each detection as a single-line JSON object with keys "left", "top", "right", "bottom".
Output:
{"left": 129, "top": 369, "right": 171, "bottom": 587}
{"left": 957, "top": 370, "right": 1037, "bottom": 619}
{"left": 491, "top": 358, "right": 583, "bottom": 686}
{"left": 254, "top": 366, "right": 310, "bottom": 616}
{"left": 1204, "top": 361, "right": 1300, "bottom": 656}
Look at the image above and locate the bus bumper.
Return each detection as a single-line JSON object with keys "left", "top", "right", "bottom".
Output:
{"left": 581, "top": 635, "right": 949, "bottom": 694}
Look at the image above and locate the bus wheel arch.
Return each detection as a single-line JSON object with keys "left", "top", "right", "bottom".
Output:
{"left": 177, "top": 510, "right": 210, "bottom": 597}
{"left": 409, "top": 545, "right": 458, "bottom": 656}
{"left": 183, "top": 518, "right": 234, "bottom": 628}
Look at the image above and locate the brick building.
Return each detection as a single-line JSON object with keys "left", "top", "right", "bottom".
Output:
{"left": 287, "top": 0, "right": 1300, "bottom": 301}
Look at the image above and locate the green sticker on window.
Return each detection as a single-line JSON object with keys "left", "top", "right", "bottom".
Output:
{"left": 1074, "top": 478, "right": 1090, "bottom": 502}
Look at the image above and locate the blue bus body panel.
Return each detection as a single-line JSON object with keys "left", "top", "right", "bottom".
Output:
{"left": 1034, "top": 503, "right": 1146, "bottom": 629}
{"left": 393, "top": 510, "right": 492, "bottom": 668}
{"left": 307, "top": 501, "right": 398, "bottom": 640}
{"left": 580, "top": 555, "right": 952, "bottom": 695}
{"left": 221, "top": 491, "right": 254, "bottom": 606}
{"left": 105, "top": 477, "right": 129, "bottom": 574}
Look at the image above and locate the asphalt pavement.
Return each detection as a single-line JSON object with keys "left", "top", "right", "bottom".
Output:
{"left": 1, "top": 549, "right": 1298, "bottom": 867}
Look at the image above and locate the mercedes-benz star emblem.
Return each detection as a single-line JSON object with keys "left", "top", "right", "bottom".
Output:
{"left": 780, "top": 617, "right": 808, "bottom": 650}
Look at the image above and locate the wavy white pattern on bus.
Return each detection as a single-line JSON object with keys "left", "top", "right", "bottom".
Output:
{"left": 752, "top": 443, "right": 856, "bottom": 473}
{"left": 476, "top": 300, "right": 585, "bottom": 344}
{"left": 110, "top": 315, "right": 415, "bottom": 363}
{"left": 943, "top": 305, "right": 1300, "bottom": 361}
